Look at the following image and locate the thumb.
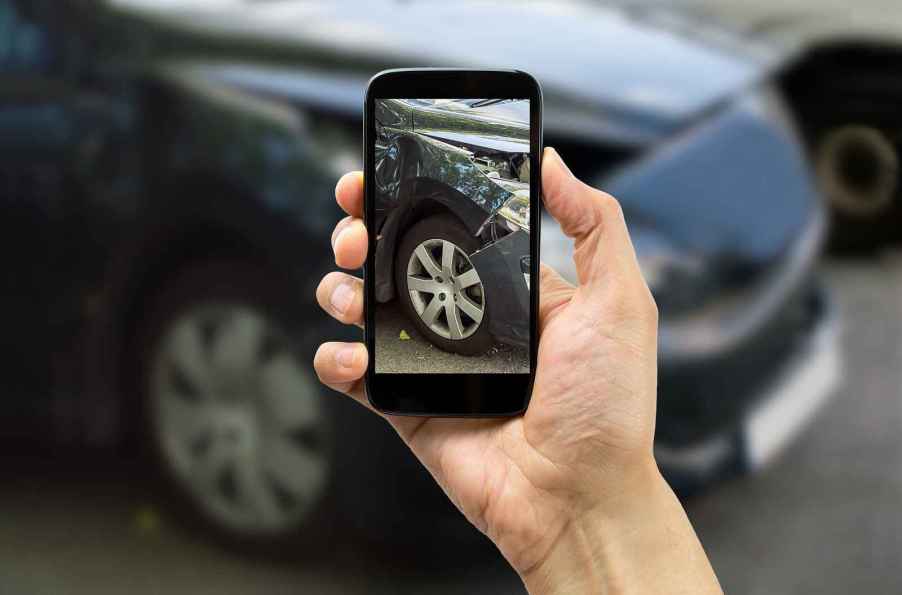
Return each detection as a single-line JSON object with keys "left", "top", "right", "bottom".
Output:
{"left": 541, "top": 147, "right": 639, "bottom": 287}
{"left": 538, "top": 262, "right": 574, "bottom": 333}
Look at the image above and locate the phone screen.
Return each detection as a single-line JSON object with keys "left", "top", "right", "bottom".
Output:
{"left": 365, "top": 71, "right": 540, "bottom": 416}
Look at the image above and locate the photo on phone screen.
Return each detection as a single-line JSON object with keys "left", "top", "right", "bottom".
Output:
{"left": 372, "top": 98, "right": 531, "bottom": 375}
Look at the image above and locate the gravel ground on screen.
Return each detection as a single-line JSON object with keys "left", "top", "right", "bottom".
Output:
{"left": 374, "top": 302, "right": 529, "bottom": 374}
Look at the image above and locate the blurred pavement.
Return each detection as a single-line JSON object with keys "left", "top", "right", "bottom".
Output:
{"left": 689, "top": 253, "right": 902, "bottom": 594}
{"left": 1, "top": 254, "right": 899, "bottom": 594}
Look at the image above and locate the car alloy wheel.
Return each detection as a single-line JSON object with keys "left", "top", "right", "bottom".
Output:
{"left": 150, "top": 302, "right": 327, "bottom": 534}
{"left": 406, "top": 238, "right": 485, "bottom": 341}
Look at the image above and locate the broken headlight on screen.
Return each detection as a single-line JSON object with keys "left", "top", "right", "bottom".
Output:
{"left": 497, "top": 191, "right": 530, "bottom": 232}
{"left": 475, "top": 152, "right": 530, "bottom": 234}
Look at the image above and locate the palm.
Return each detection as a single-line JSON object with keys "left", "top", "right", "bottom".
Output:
{"left": 386, "top": 269, "right": 654, "bottom": 571}
{"left": 391, "top": 412, "right": 552, "bottom": 570}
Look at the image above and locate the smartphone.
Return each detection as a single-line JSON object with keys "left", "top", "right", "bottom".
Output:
{"left": 363, "top": 69, "right": 541, "bottom": 416}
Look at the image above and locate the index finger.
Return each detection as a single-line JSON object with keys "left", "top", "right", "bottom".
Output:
{"left": 335, "top": 171, "right": 364, "bottom": 218}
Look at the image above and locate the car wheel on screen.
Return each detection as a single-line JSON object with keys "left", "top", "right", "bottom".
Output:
{"left": 803, "top": 78, "right": 902, "bottom": 252}
{"left": 135, "top": 260, "right": 334, "bottom": 552}
{"left": 394, "top": 214, "right": 494, "bottom": 356}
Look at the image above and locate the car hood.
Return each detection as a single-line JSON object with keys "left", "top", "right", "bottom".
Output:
{"left": 110, "top": 0, "right": 784, "bottom": 145}
{"left": 410, "top": 100, "right": 530, "bottom": 155}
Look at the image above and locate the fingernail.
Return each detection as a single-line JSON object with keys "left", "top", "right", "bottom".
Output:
{"left": 331, "top": 219, "right": 349, "bottom": 250}
{"left": 548, "top": 147, "right": 572, "bottom": 177}
{"left": 330, "top": 282, "right": 354, "bottom": 315}
{"left": 336, "top": 345, "right": 357, "bottom": 368}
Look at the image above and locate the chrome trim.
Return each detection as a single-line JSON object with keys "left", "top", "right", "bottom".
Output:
{"left": 743, "top": 293, "right": 842, "bottom": 469}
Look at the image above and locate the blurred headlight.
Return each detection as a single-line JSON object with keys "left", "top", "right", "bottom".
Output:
{"left": 631, "top": 225, "right": 711, "bottom": 315}
{"left": 497, "top": 190, "right": 530, "bottom": 232}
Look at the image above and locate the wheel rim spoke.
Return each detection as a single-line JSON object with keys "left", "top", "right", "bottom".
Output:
{"left": 211, "top": 309, "right": 265, "bottom": 373}
{"left": 420, "top": 295, "right": 443, "bottom": 325}
{"left": 440, "top": 240, "right": 455, "bottom": 275}
{"left": 407, "top": 276, "right": 442, "bottom": 294}
{"left": 455, "top": 268, "right": 480, "bottom": 289}
{"left": 456, "top": 293, "right": 484, "bottom": 324}
{"left": 263, "top": 437, "right": 324, "bottom": 501}
{"left": 259, "top": 353, "right": 318, "bottom": 430}
{"left": 158, "top": 387, "right": 214, "bottom": 451}
{"left": 167, "top": 322, "right": 213, "bottom": 395}
{"left": 445, "top": 300, "right": 464, "bottom": 339}
{"left": 234, "top": 452, "right": 281, "bottom": 525}
{"left": 192, "top": 436, "right": 234, "bottom": 490}
{"left": 414, "top": 245, "right": 441, "bottom": 277}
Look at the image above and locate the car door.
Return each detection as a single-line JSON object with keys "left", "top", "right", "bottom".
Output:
{"left": 0, "top": 0, "right": 84, "bottom": 427}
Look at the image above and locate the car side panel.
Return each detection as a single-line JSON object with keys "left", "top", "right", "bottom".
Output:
{"left": 375, "top": 126, "right": 512, "bottom": 217}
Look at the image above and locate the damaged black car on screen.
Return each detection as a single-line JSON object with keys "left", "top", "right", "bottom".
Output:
{"left": 373, "top": 98, "right": 531, "bottom": 355}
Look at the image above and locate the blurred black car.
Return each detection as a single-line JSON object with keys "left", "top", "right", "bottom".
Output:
{"left": 615, "top": 0, "right": 902, "bottom": 251}
{"left": 374, "top": 98, "right": 531, "bottom": 355}
{"left": 0, "top": 0, "right": 840, "bottom": 552}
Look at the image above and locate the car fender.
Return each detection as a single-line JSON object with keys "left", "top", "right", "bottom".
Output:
{"left": 144, "top": 62, "right": 344, "bottom": 241}
{"left": 374, "top": 178, "right": 489, "bottom": 303}
{"left": 373, "top": 126, "right": 513, "bottom": 302}
{"left": 376, "top": 126, "right": 513, "bottom": 216}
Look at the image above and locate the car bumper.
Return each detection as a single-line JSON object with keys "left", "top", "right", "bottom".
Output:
{"left": 469, "top": 229, "right": 531, "bottom": 348}
{"left": 656, "top": 285, "right": 842, "bottom": 489}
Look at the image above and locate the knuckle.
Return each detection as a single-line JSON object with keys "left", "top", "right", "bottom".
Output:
{"left": 594, "top": 190, "right": 624, "bottom": 223}
{"left": 629, "top": 283, "right": 660, "bottom": 339}
{"left": 644, "top": 286, "right": 659, "bottom": 326}
{"left": 602, "top": 275, "right": 654, "bottom": 326}
{"left": 539, "top": 263, "right": 555, "bottom": 283}
{"left": 606, "top": 284, "right": 639, "bottom": 324}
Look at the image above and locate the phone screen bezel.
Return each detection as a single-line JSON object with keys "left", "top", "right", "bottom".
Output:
{"left": 364, "top": 69, "right": 541, "bottom": 417}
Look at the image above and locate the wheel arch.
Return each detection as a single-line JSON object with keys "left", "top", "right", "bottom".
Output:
{"left": 780, "top": 40, "right": 902, "bottom": 132}
{"left": 374, "top": 179, "right": 488, "bottom": 303}
{"left": 84, "top": 170, "right": 332, "bottom": 445}
{"left": 776, "top": 40, "right": 902, "bottom": 251}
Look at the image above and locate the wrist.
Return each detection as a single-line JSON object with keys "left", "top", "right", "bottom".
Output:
{"left": 519, "top": 457, "right": 721, "bottom": 595}
{"left": 519, "top": 456, "right": 661, "bottom": 594}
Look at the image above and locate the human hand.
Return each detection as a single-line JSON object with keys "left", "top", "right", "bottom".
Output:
{"left": 314, "top": 148, "right": 721, "bottom": 594}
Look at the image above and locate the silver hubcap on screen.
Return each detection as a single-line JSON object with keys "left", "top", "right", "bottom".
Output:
{"left": 151, "top": 303, "right": 327, "bottom": 534}
{"left": 406, "top": 238, "right": 485, "bottom": 340}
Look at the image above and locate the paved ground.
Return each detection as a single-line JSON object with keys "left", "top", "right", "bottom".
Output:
{"left": 0, "top": 459, "right": 519, "bottom": 595}
{"left": 687, "top": 253, "right": 902, "bottom": 595}
{"left": 374, "top": 301, "right": 529, "bottom": 374}
{"left": 0, "top": 255, "right": 899, "bottom": 594}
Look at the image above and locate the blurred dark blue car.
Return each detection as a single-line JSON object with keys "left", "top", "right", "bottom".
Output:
{"left": 0, "top": 0, "right": 840, "bottom": 552}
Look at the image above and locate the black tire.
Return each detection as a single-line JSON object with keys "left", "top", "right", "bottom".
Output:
{"left": 394, "top": 214, "right": 494, "bottom": 355}
{"left": 797, "top": 74, "right": 902, "bottom": 253}
{"left": 131, "top": 259, "right": 339, "bottom": 556}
